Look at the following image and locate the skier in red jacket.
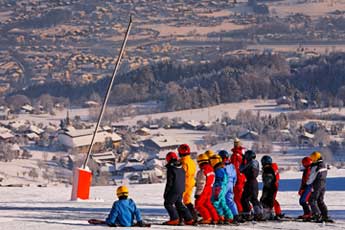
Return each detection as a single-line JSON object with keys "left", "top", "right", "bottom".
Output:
{"left": 194, "top": 153, "right": 219, "bottom": 224}
{"left": 298, "top": 156, "right": 313, "bottom": 220}
{"left": 231, "top": 138, "right": 246, "bottom": 213}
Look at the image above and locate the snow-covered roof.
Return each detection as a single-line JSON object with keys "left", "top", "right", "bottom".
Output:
{"left": 300, "top": 131, "right": 314, "bottom": 139}
{"left": 84, "top": 100, "right": 99, "bottom": 106}
{"left": 58, "top": 129, "right": 121, "bottom": 148}
{"left": 117, "top": 161, "right": 146, "bottom": 171}
{"left": 102, "top": 125, "right": 112, "bottom": 131}
{"left": 21, "top": 104, "right": 33, "bottom": 112}
{"left": 149, "top": 135, "right": 183, "bottom": 148}
{"left": 29, "top": 125, "right": 44, "bottom": 135}
{"left": 0, "top": 132, "right": 14, "bottom": 139}
{"left": 92, "top": 151, "right": 116, "bottom": 164}
{"left": 8, "top": 120, "right": 27, "bottom": 130}
{"left": 185, "top": 120, "right": 201, "bottom": 127}
{"left": 25, "top": 133, "right": 39, "bottom": 139}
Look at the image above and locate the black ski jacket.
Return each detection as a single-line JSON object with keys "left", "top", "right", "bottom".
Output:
{"left": 307, "top": 160, "right": 327, "bottom": 191}
{"left": 240, "top": 159, "right": 260, "bottom": 181}
{"left": 164, "top": 160, "right": 186, "bottom": 199}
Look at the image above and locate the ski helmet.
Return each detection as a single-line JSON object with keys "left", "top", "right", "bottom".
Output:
{"left": 210, "top": 155, "right": 222, "bottom": 168}
{"left": 166, "top": 151, "right": 178, "bottom": 163}
{"left": 218, "top": 150, "right": 230, "bottom": 160}
{"left": 205, "top": 150, "right": 215, "bottom": 158}
{"left": 244, "top": 150, "right": 256, "bottom": 160}
{"left": 178, "top": 144, "right": 190, "bottom": 156}
{"left": 310, "top": 151, "right": 321, "bottom": 163}
{"left": 116, "top": 185, "right": 129, "bottom": 198}
{"left": 302, "top": 156, "right": 313, "bottom": 168}
{"left": 197, "top": 153, "right": 209, "bottom": 165}
{"left": 261, "top": 155, "right": 272, "bottom": 167}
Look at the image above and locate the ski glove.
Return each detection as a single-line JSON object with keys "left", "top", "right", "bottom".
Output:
{"left": 137, "top": 221, "right": 144, "bottom": 227}
{"left": 298, "top": 189, "right": 304, "bottom": 196}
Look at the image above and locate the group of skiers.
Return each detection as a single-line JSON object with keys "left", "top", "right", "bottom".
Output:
{"left": 97, "top": 139, "right": 330, "bottom": 227}
{"left": 162, "top": 139, "right": 330, "bottom": 225}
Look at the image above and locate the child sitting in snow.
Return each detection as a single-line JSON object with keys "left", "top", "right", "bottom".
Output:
{"left": 89, "top": 185, "right": 145, "bottom": 227}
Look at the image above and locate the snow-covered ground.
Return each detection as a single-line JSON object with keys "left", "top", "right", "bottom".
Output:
{"left": 0, "top": 169, "right": 344, "bottom": 230}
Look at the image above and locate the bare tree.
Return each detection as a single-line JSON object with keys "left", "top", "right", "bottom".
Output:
{"left": 28, "top": 168, "right": 39, "bottom": 181}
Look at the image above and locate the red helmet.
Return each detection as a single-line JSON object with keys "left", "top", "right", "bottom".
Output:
{"left": 178, "top": 144, "right": 190, "bottom": 156}
{"left": 302, "top": 156, "right": 313, "bottom": 168}
{"left": 166, "top": 151, "right": 178, "bottom": 163}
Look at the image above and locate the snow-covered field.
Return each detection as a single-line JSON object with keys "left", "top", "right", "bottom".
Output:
{"left": 0, "top": 169, "right": 344, "bottom": 230}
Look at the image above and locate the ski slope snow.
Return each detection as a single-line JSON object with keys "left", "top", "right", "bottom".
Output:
{"left": 0, "top": 169, "right": 344, "bottom": 229}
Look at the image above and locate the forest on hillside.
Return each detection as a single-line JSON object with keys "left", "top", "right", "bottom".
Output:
{"left": 11, "top": 52, "right": 345, "bottom": 112}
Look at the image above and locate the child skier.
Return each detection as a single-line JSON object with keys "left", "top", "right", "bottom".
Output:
{"left": 260, "top": 155, "right": 283, "bottom": 220}
{"left": 88, "top": 185, "right": 145, "bottom": 227}
{"left": 231, "top": 138, "right": 246, "bottom": 214}
{"left": 178, "top": 144, "right": 197, "bottom": 221}
{"left": 298, "top": 156, "right": 313, "bottom": 220}
{"left": 240, "top": 150, "right": 263, "bottom": 221}
{"left": 210, "top": 154, "right": 234, "bottom": 224}
{"left": 218, "top": 150, "right": 239, "bottom": 222}
{"left": 307, "top": 151, "right": 330, "bottom": 222}
{"left": 163, "top": 151, "right": 194, "bottom": 225}
{"left": 194, "top": 153, "right": 219, "bottom": 224}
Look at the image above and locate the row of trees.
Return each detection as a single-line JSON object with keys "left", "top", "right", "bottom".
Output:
{"left": 11, "top": 52, "right": 345, "bottom": 113}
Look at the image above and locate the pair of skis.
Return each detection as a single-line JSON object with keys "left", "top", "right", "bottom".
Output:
{"left": 88, "top": 219, "right": 151, "bottom": 227}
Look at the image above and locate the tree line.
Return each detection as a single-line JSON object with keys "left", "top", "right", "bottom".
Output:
{"left": 11, "top": 52, "right": 345, "bottom": 112}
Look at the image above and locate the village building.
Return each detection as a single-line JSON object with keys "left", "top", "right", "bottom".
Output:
{"left": 20, "top": 104, "right": 34, "bottom": 114}
{"left": 298, "top": 131, "right": 315, "bottom": 148}
{"left": 91, "top": 151, "right": 116, "bottom": 164}
{"left": 58, "top": 127, "right": 122, "bottom": 153}
{"left": 238, "top": 130, "right": 259, "bottom": 140}
{"left": 143, "top": 135, "right": 183, "bottom": 152}
{"left": 135, "top": 127, "right": 151, "bottom": 136}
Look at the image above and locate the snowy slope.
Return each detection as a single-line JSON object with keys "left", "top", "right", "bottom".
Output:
{"left": 0, "top": 169, "right": 344, "bottom": 230}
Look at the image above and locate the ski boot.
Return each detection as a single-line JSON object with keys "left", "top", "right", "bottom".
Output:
{"left": 198, "top": 219, "right": 212, "bottom": 225}
{"left": 163, "top": 219, "right": 180, "bottom": 225}
{"left": 184, "top": 219, "right": 195, "bottom": 225}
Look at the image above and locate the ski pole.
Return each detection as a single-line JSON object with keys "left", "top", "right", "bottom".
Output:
{"left": 82, "top": 15, "right": 133, "bottom": 169}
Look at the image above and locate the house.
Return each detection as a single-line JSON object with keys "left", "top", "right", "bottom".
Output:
{"left": 58, "top": 127, "right": 122, "bottom": 153}
{"left": 112, "top": 124, "right": 130, "bottom": 132}
{"left": 0, "top": 127, "right": 14, "bottom": 142}
{"left": 238, "top": 130, "right": 259, "bottom": 140}
{"left": 143, "top": 135, "right": 183, "bottom": 152}
{"left": 91, "top": 151, "right": 116, "bottom": 164}
{"left": 25, "top": 132, "right": 40, "bottom": 141}
{"left": 135, "top": 127, "right": 151, "bottom": 136}
{"left": 298, "top": 131, "right": 314, "bottom": 148}
{"left": 28, "top": 125, "right": 44, "bottom": 135}
{"left": 304, "top": 121, "right": 321, "bottom": 133}
{"left": 183, "top": 120, "right": 201, "bottom": 130}
{"left": 0, "top": 132, "right": 15, "bottom": 142}
{"left": 20, "top": 104, "right": 34, "bottom": 114}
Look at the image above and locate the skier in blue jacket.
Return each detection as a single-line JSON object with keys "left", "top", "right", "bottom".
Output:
{"left": 105, "top": 186, "right": 144, "bottom": 227}
{"left": 210, "top": 154, "right": 234, "bottom": 224}
{"left": 218, "top": 150, "right": 239, "bottom": 222}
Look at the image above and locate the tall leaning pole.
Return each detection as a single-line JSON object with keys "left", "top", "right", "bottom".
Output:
{"left": 71, "top": 16, "right": 133, "bottom": 201}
